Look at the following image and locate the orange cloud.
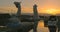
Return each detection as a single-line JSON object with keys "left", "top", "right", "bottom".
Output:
{"left": 0, "top": 6, "right": 33, "bottom": 13}
{"left": 21, "top": 7, "right": 33, "bottom": 13}
{"left": 0, "top": 6, "right": 60, "bottom": 15}
{"left": 0, "top": 6, "right": 17, "bottom": 13}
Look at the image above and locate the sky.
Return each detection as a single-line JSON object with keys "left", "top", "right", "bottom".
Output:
{"left": 0, "top": 0, "right": 60, "bottom": 14}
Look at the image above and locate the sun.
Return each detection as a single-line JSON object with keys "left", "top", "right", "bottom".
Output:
{"left": 46, "top": 9, "right": 57, "bottom": 15}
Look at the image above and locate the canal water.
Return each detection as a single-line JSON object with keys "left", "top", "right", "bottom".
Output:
{"left": 29, "top": 20, "right": 58, "bottom": 32}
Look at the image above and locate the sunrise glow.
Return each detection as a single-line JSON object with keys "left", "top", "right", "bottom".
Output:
{"left": 46, "top": 9, "right": 57, "bottom": 15}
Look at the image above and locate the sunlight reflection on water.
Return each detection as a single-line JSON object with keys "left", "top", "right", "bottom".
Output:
{"left": 30, "top": 20, "right": 58, "bottom": 32}
{"left": 29, "top": 20, "right": 49, "bottom": 32}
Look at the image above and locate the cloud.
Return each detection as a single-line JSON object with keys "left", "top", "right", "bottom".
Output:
{"left": 0, "top": 6, "right": 33, "bottom": 13}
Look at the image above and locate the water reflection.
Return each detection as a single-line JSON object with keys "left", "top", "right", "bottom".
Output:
{"left": 38, "top": 20, "right": 44, "bottom": 28}
{"left": 30, "top": 20, "right": 49, "bottom": 32}
{"left": 37, "top": 20, "right": 49, "bottom": 32}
